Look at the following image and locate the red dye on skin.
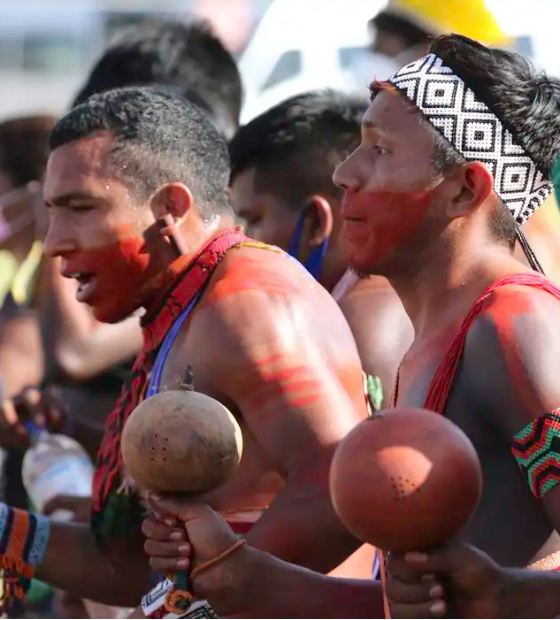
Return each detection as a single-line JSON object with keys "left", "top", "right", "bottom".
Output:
{"left": 341, "top": 189, "right": 435, "bottom": 274}
{"left": 480, "top": 288, "right": 541, "bottom": 416}
{"left": 62, "top": 235, "right": 153, "bottom": 323}
{"left": 201, "top": 254, "right": 300, "bottom": 307}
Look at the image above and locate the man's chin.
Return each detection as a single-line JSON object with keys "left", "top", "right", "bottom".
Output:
{"left": 91, "top": 303, "right": 140, "bottom": 324}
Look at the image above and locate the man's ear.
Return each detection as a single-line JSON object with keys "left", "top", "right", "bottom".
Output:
{"left": 447, "top": 161, "right": 494, "bottom": 219}
{"left": 304, "top": 195, "right": 334, "bottom": 247}
{"left": 151, "top": 183, "right": 193, "bottom": 224}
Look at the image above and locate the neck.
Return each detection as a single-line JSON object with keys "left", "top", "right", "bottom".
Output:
{"left": 321, "top": 260, "right": 349, "bottom": 294}
{"left": 388, "top": 233, "right": 518, "bottom": 337}
{"left": 141, "top": 215, "right": 235, "bottom": 314}
{"left": 321, "top": 223, "right": 354, "bottom": 293}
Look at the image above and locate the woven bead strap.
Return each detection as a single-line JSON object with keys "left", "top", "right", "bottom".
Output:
{"left": 0, "top": 504, "right": 50, "bottom": 618}
{"left": 511, "top": 410, "right": 560, "bottom": 499}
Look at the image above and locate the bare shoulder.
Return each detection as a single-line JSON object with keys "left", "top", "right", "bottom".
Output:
{"left": 462, "top": 282, "right": 560, "bottom": 435}
{"left": 470, "top": 283, "right": 560, "bottom": 354}
{"left": 339, "top": 275, "right": 398, "bottom": 302}
{"left": 193, "top": 245, "right": 351, "bottom": 352}
{"left": 338, "top": 275, "right": 407, "bottom": 323}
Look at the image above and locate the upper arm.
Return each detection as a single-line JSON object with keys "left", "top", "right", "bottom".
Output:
{"left": 197, "top": 289, "right": 365, "bottom": 478}
{"left": 465, "top": 286, "right": 560, "bottom": 524}
{"left": 56, "top": 317, "right": 142, "bottom": 381}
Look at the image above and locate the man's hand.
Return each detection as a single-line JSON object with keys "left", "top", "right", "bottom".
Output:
{"left": 142, "top": 496, "right": 248, "bottom": 606}
{"left": 386, "top": 542, "right": 511, "bottom": 618}
{"left": 43, "top": 495, "right": 92, "bottom": 523}
{"left": 0, "top": 386, "right": 66, "bottom": 448}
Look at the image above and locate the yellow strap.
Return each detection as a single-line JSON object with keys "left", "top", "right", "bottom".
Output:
{"left": 237, "top": 240, "right": 282, "bottom": 253}
{"left": 10, "top": 241, "right": 42, "bottom": 306}
{"left": 0, "top": 251, "right": 18, "bottom": 306}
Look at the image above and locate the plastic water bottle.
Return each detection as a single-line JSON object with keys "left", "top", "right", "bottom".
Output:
{"left": 22, "top": 422, "right": 94, "bottom": 521}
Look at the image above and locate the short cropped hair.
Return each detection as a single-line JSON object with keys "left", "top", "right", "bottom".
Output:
{"left": 51, "top": 87, "right": 231, "bottom": 220}
{"left": 229, "top": 90, "right": 368, "bottom": 207}
{"left": 72, "top": 20, "right": 242, "bottom": 139}
{"left": 0, "top": 115, "right": 56, "bottom": 187}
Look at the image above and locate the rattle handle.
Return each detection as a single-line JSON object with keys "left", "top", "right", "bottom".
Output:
{"left": 173, "top": 570, "right": 191, "bottom": 592}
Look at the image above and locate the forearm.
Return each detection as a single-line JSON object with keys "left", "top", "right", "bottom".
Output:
{"left": 57, "top": 385, "right": 118, "bottom": 458}
{"left": 245, "top": 481, "right": 359, "bottom": 573}
{"left": 207, "top": 547, "right": 383, "bottom": 618}
{"left": 37, "top": 521, "right": 150, "bottom": 607}
{"left": 502, "top": 567, "right": 560, "bottom": 618}
{"left": 53, "top": 316, "right": 142, "bottom": 380}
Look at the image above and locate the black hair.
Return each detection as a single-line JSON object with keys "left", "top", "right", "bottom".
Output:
{"left": 430, "top": 34, "right": 560, "bottom": 256}
{"left": 51, "top": 87, "right": 231, "bottom": 220}
{"left": 0, "top": 115, "right": 56, "bottom": 187}
{"left": 370, "top": 10, "right": 431, "bottom": 50}
{"left": 72, "top": 20, "right": 242, "bottom": 140}
{"left": 229, "top": 90, "right": 368, "bottom": 207}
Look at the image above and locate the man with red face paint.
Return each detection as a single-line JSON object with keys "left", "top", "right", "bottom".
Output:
{"left": 140, "top": 34, "right": 560, "bottom": 619}
{"left": 0, "top": 86, "right": 373, "bottom": 615}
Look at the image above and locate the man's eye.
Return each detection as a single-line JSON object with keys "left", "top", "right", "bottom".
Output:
{"left": 374, "top": 145, "right": 391, "bottom": 155}
{"left": 70, "top": 204, "right": 96, "bottom": 212}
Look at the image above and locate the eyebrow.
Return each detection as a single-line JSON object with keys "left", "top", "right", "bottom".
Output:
{"left": 45, "top": 191, "right": 100, "bottom": 207}
{"left": 361, "top": 119, "right": 395, "bottom": 137}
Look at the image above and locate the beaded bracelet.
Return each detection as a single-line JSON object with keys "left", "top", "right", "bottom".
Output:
{"left": 0, "top": 504, "right": 50, "bottom": 618}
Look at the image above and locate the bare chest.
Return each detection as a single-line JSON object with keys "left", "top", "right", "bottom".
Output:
{"left": 396, "top": 343, "right": 556, "bottom": 567}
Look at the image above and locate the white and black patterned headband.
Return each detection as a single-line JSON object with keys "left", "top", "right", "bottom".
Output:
{"left": 387, "top": 53, "right": 553, "bottom": 224}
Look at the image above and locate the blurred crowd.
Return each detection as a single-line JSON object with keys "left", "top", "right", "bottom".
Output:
{"left": 0, "top": 0, "right": 560, "bottom": 618}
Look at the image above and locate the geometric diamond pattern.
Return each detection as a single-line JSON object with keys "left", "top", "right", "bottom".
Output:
{"left": 388, "top": 53, "right": 553, "bottom": 224}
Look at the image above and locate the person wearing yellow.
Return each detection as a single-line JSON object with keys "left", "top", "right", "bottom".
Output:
{"left": 369, "top": 0, "right": 510, "bottom": 63}
{"left": 0, "top": 116, "right": 55, "bottom": 399}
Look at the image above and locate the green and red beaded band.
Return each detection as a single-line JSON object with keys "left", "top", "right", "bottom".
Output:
{"left": 512, "top": 409, "right": 560, "bottom": 499}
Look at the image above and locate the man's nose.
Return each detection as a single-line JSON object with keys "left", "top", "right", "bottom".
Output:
{"left": 42, "top": 218, "right": 75, "bottom": 258}
{"left": 333, "top": 153, "right": 360, "bottom": 192}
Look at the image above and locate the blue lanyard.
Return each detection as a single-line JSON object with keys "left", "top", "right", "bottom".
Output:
{"left": 146, "top": 290, "right": 202, "bottom": 397}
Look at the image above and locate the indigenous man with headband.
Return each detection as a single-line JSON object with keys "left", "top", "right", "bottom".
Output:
{"left": 0, "top": 87, "right": 373, "bottom": 617}
{"left": 141, "top": 33, "right": 560, "bottom": 618}
{"left": 229, "top": 90, "right": 412, "bottom": 406}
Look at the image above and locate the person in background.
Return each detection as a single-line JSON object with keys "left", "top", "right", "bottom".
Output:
{"left": 229, "top": 90, "right": 413, "bottom": 406}
{"left": 0, "top": 114, "right": 57, "bottom": 617}
{"left": 73, "top": 19, "right": 242, "bottom": 140}
{"left": 0, "top": 116, "right": 56, "bottom": 512}
{"left": 369, "top": 0, "right": 509, "bottom": 64}
{"left": 0, "top": 116, "right": 55, "bottom": 398}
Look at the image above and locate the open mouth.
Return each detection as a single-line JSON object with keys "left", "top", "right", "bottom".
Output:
{"left": 65, "top": 271, "right": 96, "bottom": 302}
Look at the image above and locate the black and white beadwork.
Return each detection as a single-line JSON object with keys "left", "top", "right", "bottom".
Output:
{"left": 388, "top": 53, "right": 553, "bottom": 224}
